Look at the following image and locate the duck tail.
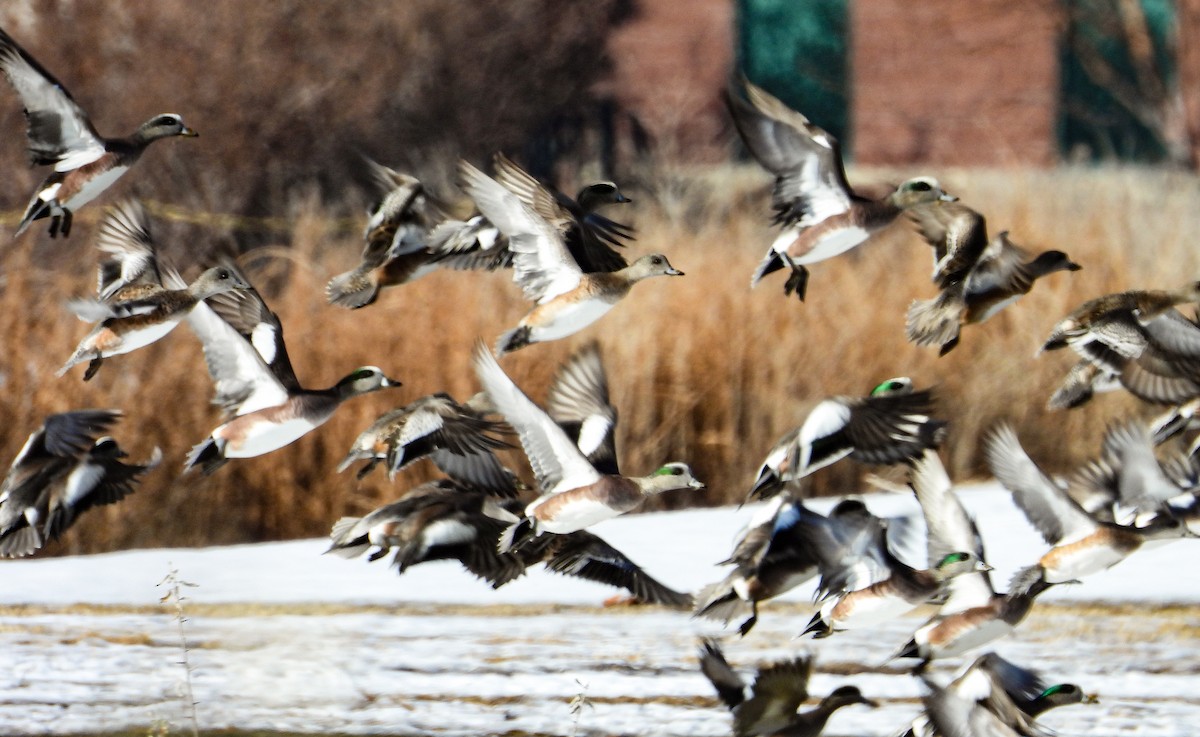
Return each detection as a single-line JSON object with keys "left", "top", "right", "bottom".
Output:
{"left": 889, "top": 637, "right": 920, "bottom": 663}
{"left": 692, "top": 581, "right": 755, "bottom": 627}
{"left": 0, "top": 524, "right": 42, "bottom": 558}
{"left": 325, "top": 517, "right": 368, "bottom": 558}
{"left": 1008, "top": 563, "right": 1053, "bottom": 597}
{"left": 497, "top": 516, "right": 537, "bottom": 554}
{"left": 495, "top": 326, "right": 532, "bottom": 356}
{"left": 184, "top": 437, "right": 228, "bottom": 476}
{"left": 750, "top": 250, "right": 786, "bottom": 287}
{"left": 325, "top": 268, "right": 379, "bottom": 309}
{"left": 13, "top": 197, "right": 49, "bottom": 239}
{"left": 746, "top": 468, "right": 784, "bottom": 501}
{"left": 802, "top": 611, "right": 832, "bottom": 639}
{"left": 906, "top": 289, "right": 964, "bottom": 354}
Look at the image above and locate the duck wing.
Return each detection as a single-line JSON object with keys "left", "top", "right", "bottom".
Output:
{"left": 0, "top": 28, "right": 105, "bottom": 171}
{"left": 462, "top": 158, "right": 581, "bottom": 302}
{"left": 472, "top": 343, "right": 600, "bottom": 494}
{"left": 546, "top": 341, "right": 619, "bottom": 475}
{"left": 909, "top": 450, "right": 995, "bottom": 612}
{"left": 94, "top": 199, "right": 166, "bottom": 300}
{"left": 528, "top": 530, "right": 692, "bottom": 608}
{"left": 727, "top": 78, "right": 853, "bottom": 228}
{"left": 984, "top": 424, "right": 1097, "bottom": 546}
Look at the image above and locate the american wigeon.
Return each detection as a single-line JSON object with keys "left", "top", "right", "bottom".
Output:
{"left": 907, "top": 224, "right": 1081, "bottom": 355}
{"left": 801, "top": 498, "right": 987, "bottom": 638}
{"left": 985, "top": 423, "right": 1194, "bottom": 587}
{"left": 325, "top": 159, "right": 512, "bottom": 308}
{"left": 693, "top": 494, "right": 822, "bottom": 635}
{"left": 459, "top": 160, "right": 682, "bottom": 355}
{"left": 1073, "top": 420, "right": 1198, "bottom": 527}
{"left": 0, "top": 410, "right": 159, "bottom": 557}
{"left": 749, "top": 377, "right": 944, "bottom": 500}
{"left": 1041, "top": 283, "right": 1200, "bottom": 408}
{"left": 895, "top": 451, "right": 1047, "bottom": 665}
{"left": 327, "top": 480, "right": 691, "bottom": 606}
{"left": 337, "top": 391, "right": 516, "bottom": 495}
{"left": 471, "top": 343, "right": 703, "bottom": 552}
{"left": 726, "top": 78, "right": 955, "bottom": 301}
{"left": 698, "top": 639, "right": 877, "bottom": 737}
{"left": 912, "top": 652, "right": 1091, "bottom": 737}
{"left": 184, "top": 272, "right": 400, "bottom": 474}
{"left": 0, "top": 28, "right": 197, "bottom": 238}
{"left": 59, "top": 264, "right": 250, "bottom": 381}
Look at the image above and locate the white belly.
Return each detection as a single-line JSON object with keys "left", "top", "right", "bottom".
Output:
{"left": 827, "top": 591, "right": 917, "bottom": 630}
{"left": 530, "top": 298, "right": 614, "bottom": 342}
{"left": 108, "top": 318, "right": 183, "bottom": 355}
{"left": 528, "top": 494, "right": 620, "bottom": 533}
{"left": 65, "top": 165, "right": 129, "bottom": 210}
{"left": 778, "top": 226, "right": 869, "bottom": 265}
{"left": 1043, "top": 544, "right": 1129, "bottom": 583}
{"left": 220, "top": 416, "right": 322, "bottom": 458}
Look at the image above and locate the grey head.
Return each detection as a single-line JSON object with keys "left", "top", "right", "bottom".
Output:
{"left": 188, "top": 266, "right": 253, "bottom": 301}
{"left": 932, "top": 550, "right": 992, "bottom": 579}
{"left": 869, "top": 376, "right": 914, "bottom": 397}
{"left": 647, "top": 462, "right": 705, "bottom": 491}
{"left": 133, "top": 113, "right": 199, "bottom": 143}
{"left": 623, "top": 253, "right": 684, "bottom": 280}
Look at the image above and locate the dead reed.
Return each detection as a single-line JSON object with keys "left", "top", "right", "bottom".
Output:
{"left": 2, "top": 164, "right": 1196, "bottom": 554}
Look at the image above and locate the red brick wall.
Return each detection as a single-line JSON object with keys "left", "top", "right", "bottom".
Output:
{"left": 602, "top": 0, "right": 734, "bottom": 163}
{"left": 851, "top": 0, "right": 1063, "bottom": 167}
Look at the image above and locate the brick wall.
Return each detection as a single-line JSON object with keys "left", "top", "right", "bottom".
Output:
{"left": 601, "top": 0, "right": 735, "bottom": 164}
{"left": 850, "top": 0, "right": 1063, "bottom": 167}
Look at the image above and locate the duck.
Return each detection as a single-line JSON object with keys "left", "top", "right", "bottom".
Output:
{"left": 698, "top": 638, "right": 876, "bottom": 737}
{"left": 327, "top": 479, "right": 691, "bottom": 607}
{"left": 325, "top": 159, "right": 512, "bottom": 309}
{"left": 183, "top": 270, "right": 400, "bottom": 474}
{"left": 1072, "top": 419, "right": 1200, "bottom": 528}
{"left": 748, "top": 377, "right": 944, "bottom": 500}
{"left": 801, "top": 501, "right": 988, "bottom": 639}
{"left": 0, "top": 410, "right": 160, "bottom": 557}
{"left": 458, "top": 159, "right": 682, "bottom": 355}
{"left": 337, "top": 391, "right": 516, "bottom": 495}
{"left": 984, "top": 422, "right": 1195, "bottom": 587}
{"left": 471, "top": 342, "right": 703, "bottom": 552}
{"left": 907, "top": 220, "right": 1080, "bottom": 355}
{"left": 1041, "top": 283, "right": 1200, "bottom": 408}
{"left": 911, "top": 652, "right": 1091, "bottom": 737}
{"left": 59, "top": 264, "right": 250, "bottom": 381}
{"left": 693, "top": 494, "right": 824, "bottom": 635}
{"left": 894, "top": 450, "right": 1048, "bottom": 667}
{"left": 726, "top": 77, "right": 955, "bottom": 301}
{"left": 0, "top": 27, "right": 197, "bottom": 238}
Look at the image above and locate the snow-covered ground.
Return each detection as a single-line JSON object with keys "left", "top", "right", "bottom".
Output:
{"left": 2, "top": 483, "right": 1199, "bottom": 736}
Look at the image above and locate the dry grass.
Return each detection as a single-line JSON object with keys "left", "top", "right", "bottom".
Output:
{"left": 1, "top": 164, "right": 1198, "bottom": 554}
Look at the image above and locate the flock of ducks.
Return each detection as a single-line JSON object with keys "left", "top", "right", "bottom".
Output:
{"left": 0, "top": 25, "right": 1196, "bottom": 737}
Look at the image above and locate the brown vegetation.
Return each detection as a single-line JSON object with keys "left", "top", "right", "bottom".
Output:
{"left": 0, "top": 164, "right": 1193, "bottom": 554}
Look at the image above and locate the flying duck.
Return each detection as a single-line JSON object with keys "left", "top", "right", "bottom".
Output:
{"left": 0, "top": 27, "right": 197, "bottom": 238}
{"left": 748, "top": 377, "right": 944, "bottom": 500}
{"left": 325, "top": 159, "right": 512, "bottom": 309}
{"left": 459, "top": 159, "right": 682, "bottom": 355}
{"left": 0, "top": 410, "right": 159, "bottom": 557}
{"left": 184, "top": 270, "right": 400, "bottom": 474}
{"left": 59, "top": 264, "right": 250, "bottom": 381}
{"left": 698, "top": 639, "right": 876, "bottom": 737}
{"left": 726, "top": 77, "right": 955, "bottom": 301}
{"left": 471, "top": 342, "right": 703, "bottom": 552}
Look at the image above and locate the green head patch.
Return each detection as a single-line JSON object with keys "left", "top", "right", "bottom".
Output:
{"left": 936, "top": 552, "right": 970, "bottom": 568}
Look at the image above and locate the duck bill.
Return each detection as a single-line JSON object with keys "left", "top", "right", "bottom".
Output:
{"left": 667, "top": 267, "right": 685, "bottom": 276}
{"left": 688, "top": 479, "right": 705, "bottom": 490}
{"left": 180, "top": 127, "right": 200, "bottom": 137}
{"left": 383, "top": 377, "right": 403, "bottom": 388}
{"left": 939, "top": 192, "right": 958, "bottom": 202}
{"left": 860, "top": 697, "right": 880, "bottom": 708}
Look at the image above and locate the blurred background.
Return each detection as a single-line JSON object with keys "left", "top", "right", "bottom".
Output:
{"left": 0, "top": 0, "right": 1197, "bottom": 554}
